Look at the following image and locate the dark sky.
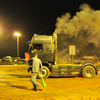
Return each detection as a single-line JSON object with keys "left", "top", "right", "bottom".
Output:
{"left": 0, "top": 0, "right": 100, "bottom": 58}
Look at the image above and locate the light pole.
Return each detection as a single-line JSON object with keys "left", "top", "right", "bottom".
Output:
{"left": 15, "top": 32, "right": 21, "bottom": 57}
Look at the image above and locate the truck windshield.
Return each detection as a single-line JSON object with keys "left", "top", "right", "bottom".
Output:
{"left": 29, "top": 44, "right": 43, "bottom": 53}
{"left": 33, "top": 44, "right": 43, "bottom": 50}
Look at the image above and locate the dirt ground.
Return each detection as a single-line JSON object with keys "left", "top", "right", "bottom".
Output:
{"left": 0, "top": 65, "right": 100, "bottom": 100}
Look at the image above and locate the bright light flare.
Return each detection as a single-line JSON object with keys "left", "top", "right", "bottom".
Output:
{"left": 14, "top": 32, "right": 21, "bottom": 36}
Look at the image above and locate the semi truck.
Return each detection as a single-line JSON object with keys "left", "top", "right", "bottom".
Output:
{"left": 27, "top": 33, "right": 99, "bottom": 78}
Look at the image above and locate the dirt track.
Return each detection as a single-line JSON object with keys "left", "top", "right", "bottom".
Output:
{"left": 0, "top": 65, "right": 100, "bottom": 100}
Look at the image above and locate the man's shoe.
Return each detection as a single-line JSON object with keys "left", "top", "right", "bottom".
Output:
{"left": 33, "top": 88, "right": 37, "bottom": 91}
{"left": 33, "top": 84, "right": 37, "bottom": 91}
{"left": 34, "top": 88, "right": 37, "bottom": 91}
{"left": 36, "top": 85, "right": 43, "bottom": 90}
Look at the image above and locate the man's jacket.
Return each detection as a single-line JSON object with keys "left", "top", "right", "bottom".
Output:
{"left": 31, "top": 57, "right": 42, "bottom": 73}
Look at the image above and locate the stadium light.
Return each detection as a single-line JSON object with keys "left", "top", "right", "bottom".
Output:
{"left": 14, "top": 32, "right": 21, "bottom": 57}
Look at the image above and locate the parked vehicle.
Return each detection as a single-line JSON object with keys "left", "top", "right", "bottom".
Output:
{"left": 0, "top": 56, "right": 27, "bottom": 65}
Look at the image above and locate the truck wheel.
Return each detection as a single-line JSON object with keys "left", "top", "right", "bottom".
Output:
{"left": 82, "top": 66, "right": 95, "bottom": 78}
{"left": 37, "top": 66, "right": 50, "bottom": 78}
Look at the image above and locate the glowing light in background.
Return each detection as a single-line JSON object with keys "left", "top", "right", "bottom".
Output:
{"left": 14, "top": 32, "right": 21, "bottom": 36}
{"left": 0, "top": 23, "right": 10, "bottom": 40}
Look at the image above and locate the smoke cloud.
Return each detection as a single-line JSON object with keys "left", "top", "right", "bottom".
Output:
{"left": 54, "top": 3, "right": 100, "bottom": 63}
{"left": 54, "top": 3, "right": 100, "bottom": 46}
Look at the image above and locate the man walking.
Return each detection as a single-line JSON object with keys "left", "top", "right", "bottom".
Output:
{"left": 30, "top": 53, "right": 42, "bottom": 91}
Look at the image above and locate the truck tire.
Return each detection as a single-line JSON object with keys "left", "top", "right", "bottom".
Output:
{"left": 82, "top": 66, "right": 95, "bottom": 78}
{"left": 37, "top": 66, "right": 50, "bottom": 79}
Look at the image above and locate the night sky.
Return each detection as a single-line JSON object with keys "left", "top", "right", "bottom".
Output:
{"left": 0, "top": 0, "right": 100, "bottom": 58}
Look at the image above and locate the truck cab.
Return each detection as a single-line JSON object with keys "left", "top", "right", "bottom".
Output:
{"left": 27, "top": 34, "right": 99, "bottom": 78}
{"left": 27, "top": 35, "right": 55, "bottom": 65}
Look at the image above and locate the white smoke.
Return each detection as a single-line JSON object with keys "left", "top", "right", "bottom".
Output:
{"left": 54, "top": 3, "right": 100, "bottom": 47}
{"left": 54, "top": 3, "right": 100, "bottom": 63}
